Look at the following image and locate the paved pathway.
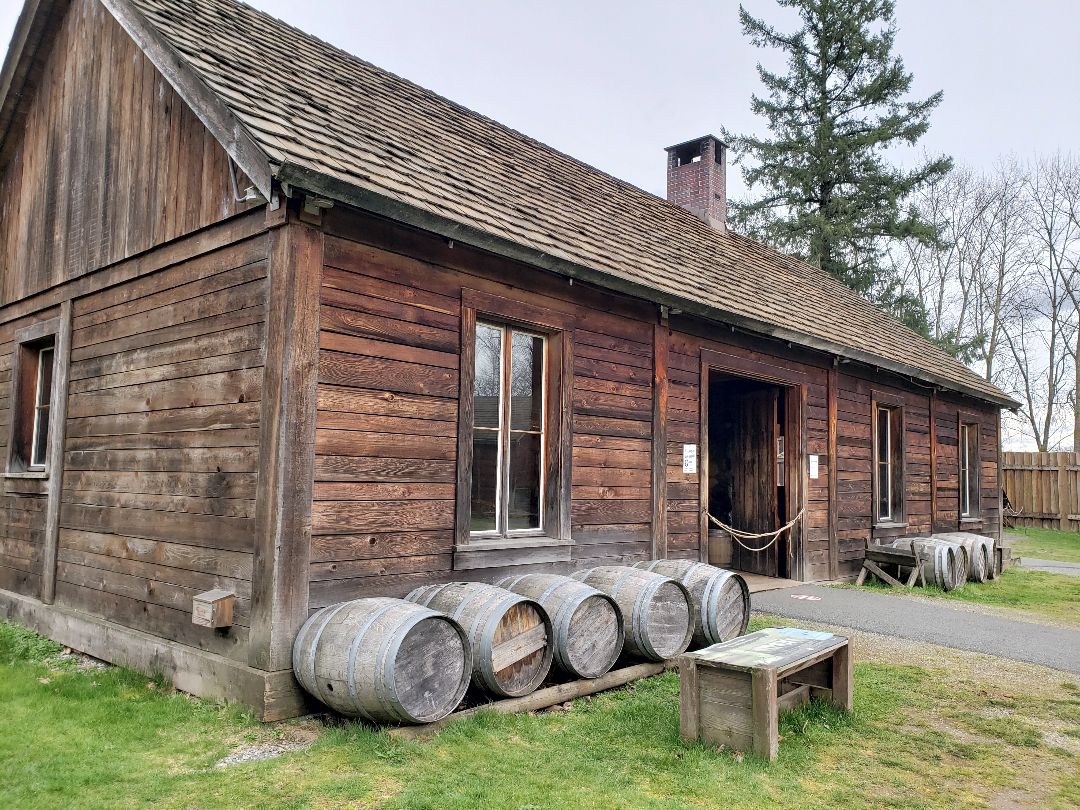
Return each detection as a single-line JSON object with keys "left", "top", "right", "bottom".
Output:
{"left": 752, "top": 584, "right": 1080, "bottom": 675}
{"left": 1018, "top": 557, "right": 1080, "bottom": 577}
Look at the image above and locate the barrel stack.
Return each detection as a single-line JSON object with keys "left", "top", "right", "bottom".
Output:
{"left": 876, "top": 537, "right": 967, "bottom": 591}
{"left": 933, "top": 532, "right": 995, "bottom": 583}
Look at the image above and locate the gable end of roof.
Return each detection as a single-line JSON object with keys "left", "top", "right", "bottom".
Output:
{"left": 99, "top": 0, "right": 273, "bottom": 198}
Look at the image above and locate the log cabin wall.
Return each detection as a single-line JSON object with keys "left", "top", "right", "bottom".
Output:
{"left": 51, "top": 226, "right": 269, "bottom": 665}
{"left": 831, "top": 372, "right": 933, "bottom": 577}
{"left": 665, "top": 326, "right": 833, "bottom": 580}
{"left": 307, "top": 208, "right": 1006, "bottom": 601}
{"left": 0, "top": 0, "right": 250, "bottom": 306}
{"left": 0, "top": 0, "right": 268, "bottom": 667}
{"left": 933, "top": 392, "right": 1001, "bottom": 541}
{"left": 309, "top": 209, "right": 661, "bottom": 608}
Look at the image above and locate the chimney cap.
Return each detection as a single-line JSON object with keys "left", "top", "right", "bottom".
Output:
{"left": 664, "top": 134, "right": 728, "bottom": 153}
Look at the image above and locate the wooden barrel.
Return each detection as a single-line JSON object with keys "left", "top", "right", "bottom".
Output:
{"left": 292, "top": 597, "right": 471, "bottom": 724}
{"left": 934, "top": 532, "right": 993, "bottom": 583}
{"left": 496, "top": 573, "right": 624, "bottom": 679}
{"left": 634, "top": 559, "right": 750, "bottom": 647}
{"left": 571, "top": 566, "right": 693, "bottom": 661}
{"left": 877, "top": 538, "right": 963, "bottom": 591}
{"left": 405, "top": 582, "right": 553, "bottom": 697}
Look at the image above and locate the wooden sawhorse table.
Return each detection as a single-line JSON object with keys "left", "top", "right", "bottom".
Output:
{"left": 678, "top": 627, "right": 852, "bottom": 760}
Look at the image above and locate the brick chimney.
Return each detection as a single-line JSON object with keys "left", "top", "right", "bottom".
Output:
{"left": 665, "top": 135, "right": 727, "bottom": 230}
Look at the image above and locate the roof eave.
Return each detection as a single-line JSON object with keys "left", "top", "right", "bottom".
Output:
{"left": 275, "top": 161, "right": 1020, "bottom": 411}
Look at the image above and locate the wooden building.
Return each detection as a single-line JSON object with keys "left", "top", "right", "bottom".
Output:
{"left": 0, "top": 0, "right": 1017, "bottom": 719}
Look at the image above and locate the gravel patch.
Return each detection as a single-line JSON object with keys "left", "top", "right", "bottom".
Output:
{"left": 214, "top": 739, "right": 312, "bottom": 767}
{"left": 214, "top": 718, "right": 322, "bottom": 768}
{"left": 53, "top": 648, "right": 109, "bottom": 671}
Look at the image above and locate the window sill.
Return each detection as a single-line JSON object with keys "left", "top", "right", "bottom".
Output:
{"left": 873, "top": 521, "right": 909, "bottom": 530}
{"left": 3, "top": 470, "right": 49, "bottom": 480}
{"left": 959, "top": 517, "right": 983, "bottom": 525}
{"left": 454, "top": 536, "right": 573, "bottom": 571}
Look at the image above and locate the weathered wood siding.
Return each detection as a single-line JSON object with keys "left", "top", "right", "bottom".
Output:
{"left": 301, "top": 209, "right": 1004, "bottom": 599}
{"left": 0, "top": 0, "right": 250, "bottom": 306}
{"left": 668, "top": 331, "right": 832, "bottom": 579}
{"left": 665, "top": 341, "right": 701, "bottom": 561}
{"left": 309, "top": 211, "right": 659, "bottom": 606}
{"left": 832, "top": 376, "right": 932, "bottom": 576}
{"left": 51, "top": 230, "right": 268, "bottom": 663}
{"left": 933, "top": 395, "right": 1000, "bottom": 540}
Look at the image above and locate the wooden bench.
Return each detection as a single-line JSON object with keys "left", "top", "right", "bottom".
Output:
{"left": 678, "top": 628, "right": 852, "bottom": 761}
{"left": 856, "top": 538, "right": 926, "bottom": 588}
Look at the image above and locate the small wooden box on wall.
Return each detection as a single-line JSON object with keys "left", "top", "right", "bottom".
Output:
{"left": 192, "top": 589, "right": 236, "bottom": 628}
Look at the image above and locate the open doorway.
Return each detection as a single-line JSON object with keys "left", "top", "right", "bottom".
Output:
{"left": 705, "top": 369, "right": 800, "bottom": 579}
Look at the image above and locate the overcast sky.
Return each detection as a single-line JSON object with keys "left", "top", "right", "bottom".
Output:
{"left": 1, "top": 0, "right": 1076, "bottom": 199}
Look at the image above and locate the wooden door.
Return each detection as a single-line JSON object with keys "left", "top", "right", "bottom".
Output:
{"left": 731, "top": 388, "right": 779, "bottom": 575}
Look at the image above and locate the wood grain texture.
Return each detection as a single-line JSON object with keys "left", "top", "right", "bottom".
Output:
{"left": 249, "top": 217, "right": 322, "bottom": 672}
{"left": 293, "top": 598, "right": 470, "bottom": 723}
{"left": 41, "top": 300, "right": 72, "bottom": 602}
{"left": 651, "top": 321, "right": 668, "bottom": 561}
{"left": 0, "top": 0, "right": 255, "bottom": 306}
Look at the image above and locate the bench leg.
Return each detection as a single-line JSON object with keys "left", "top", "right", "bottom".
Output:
{"left": 855, "top": 565, "right": 868, "bottom": 586}
{"left": 830, "top": 643, "right": 853, "bottom": 712}
{"left": 751, "top": 668, "right": 778, "bottom": 761}
{"left": 904, "top": 564, "right": 918, "bottom": 588}
{"left": 863, "top": 560, "right": 904, "bottom": 588}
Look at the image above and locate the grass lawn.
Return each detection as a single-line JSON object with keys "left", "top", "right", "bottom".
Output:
{"left": 851, "top": 568, "right": 1080, "bottom": 627}
{"left": 3, "top": 620, "right": 1079, "bottom": 809}
{"left": 1009, "top": 527, "right": 1080, "bottom": 564}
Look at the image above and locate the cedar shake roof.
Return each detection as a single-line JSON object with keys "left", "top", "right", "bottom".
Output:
{"left": 59, "top": 0, "right": 1026, "bottom": 405}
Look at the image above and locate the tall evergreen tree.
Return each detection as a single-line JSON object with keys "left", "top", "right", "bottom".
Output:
{"left": 725, "top": 0, "right": 952, "bottom": 299}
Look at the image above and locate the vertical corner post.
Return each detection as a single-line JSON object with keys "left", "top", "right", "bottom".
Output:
{"left": 250, "top": 214, "right": 323, "bottom": 672}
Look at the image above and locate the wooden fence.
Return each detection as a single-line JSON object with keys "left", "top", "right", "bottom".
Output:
{"left": 1001, "top": 451, "right": 1080, "bottom": 532}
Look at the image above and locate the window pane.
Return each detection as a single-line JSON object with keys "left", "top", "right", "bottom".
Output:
{"left": 471, "top": 428, "right": 500, "bottom": 531}
{"left": 877, "top": 463, "right": 890, "bottom": 519}
{"left": 890, "top": 409, "right": 904, "bottom": 518}
{"left": 510, "top": 332, "right": 543, "bottom": 431}
{"left": 876, "top": 408, "right": 889, "bottom": 465}
{"left": 965, "top": 424, "right": 979, "bottom": 515}
{"left": 32, "top": 407, "right": 49, "bottom": 467}
{"left": 507, "top": 431, "right": 542, "bottom": 530}
{"left": 37, "top": 348, "right": 54, "bottom": 407}
{"left": 474, "top": 324, "right": 502, "bottom": 429}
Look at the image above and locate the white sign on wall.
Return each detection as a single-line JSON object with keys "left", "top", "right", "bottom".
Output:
{"left": 682, "top": 444, "right": 698, "bottom": 474}
{"left": 809, "top": 454, "right": 820, "bottom": 480}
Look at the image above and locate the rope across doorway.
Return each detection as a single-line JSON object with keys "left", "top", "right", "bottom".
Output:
{"left": 707, "top": 509, "right": 805, "bottom": 554}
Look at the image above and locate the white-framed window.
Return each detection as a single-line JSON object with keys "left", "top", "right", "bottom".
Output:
{"left": 28, "top": 345, "right": 54, "bottom": 469}
{"left": 7, "top": 336, "right": 56, "bottom": 475}
{"left": 873, "top": 401, "right": 904, "bottom": 523}
{"left": 471, "top": 322, "right": 546, "bottom": 536}
{"left": 959, "top": 422, "right": 979, "bottom": 518}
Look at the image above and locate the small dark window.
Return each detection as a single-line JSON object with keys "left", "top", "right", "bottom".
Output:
{"left": 873, "top": 403, "right": 904, "bottom": 522}
{"left": 960, "top": 422, "right": 979, "bottom": 518}
{"left": 12, "top": 340, "right": 55, "bottom": 471}
{"left": 471, "top": 322, "right": 545, "bottom": 536}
